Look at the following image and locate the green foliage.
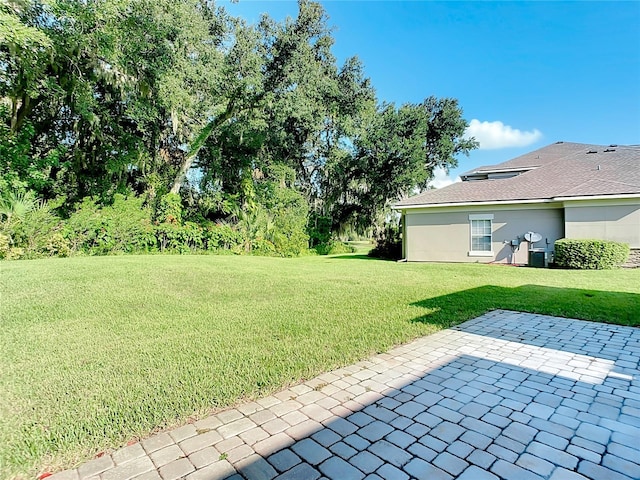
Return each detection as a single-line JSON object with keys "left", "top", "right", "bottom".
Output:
{"left": 554, "top": 239, "right": 630, "bottom": 270}
{"left": 331, "top": 98, "right": 478, "bottom": 232}
{"left": 0, "top": 109, "right": 66, "bottom": 197}
{"left": 308, "top": 213, "right": 332, "bottom": 247}
{"left": 9, "top": 201, "right": 61, "bottom": 258}
{"left": 0, "top": 191, "right": 298, "bottom": 258}
{"left": 0, "top": 113, "right": 30, "bottom": 194}
{"left": 63, "top": 195, "right": 156, "bottom": 255}
{"left": 0, "top": 1, "right": 55, "bottom": 135}
{"left": 2, "top": 0, "right": 477, "bottom": 249}
{"left": 46, "top": 232, "right": 71, "bottom": 257}
{"left": 156, "top": 193, "right": 183, "bottom": 224}
{"left": 0, "top": 188, "right": 58, "bottom": 259}
{"left": 368, "top": 223, "right": 403, "bottom": 260}
{"left": 250, "top": 237, "right": 277, "bottom": 256}
{"left": 0, "top": 189, "right": 38, "bottom": 225}
{"left": 260, "top": 177, "right": 310, "bottom": 257}
{"left": 219, "top": 165, "right": 312, "bottom": 257}
{"left": 0, "top": 232, "right": 17, "bottom": 259}
{"left": 205, "top": 223, "right": 242, "bottom": 251}
{"left": 154, "top": 222, "right": 188, "bottom": 253}
{"left": 314, "top": 240, "right": 357, "bottom": 255}
{"left": 155, "top": 221, "right": 221, "bottom": 253}
{"left": 231, "top": 205, "right": 271, "bottom": 253}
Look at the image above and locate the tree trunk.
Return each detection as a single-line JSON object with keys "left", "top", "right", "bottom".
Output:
{"left": 11, "top": 95, "right": 41, "bottom": 134}
{"left": 168, "top": 101, "right": 238, "bottom": 195}
{"left": 169, "top": 151, "right": 197, "bottom": 194}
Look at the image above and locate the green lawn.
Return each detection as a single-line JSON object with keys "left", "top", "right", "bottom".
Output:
{"left": 1, "top": 255, "right": 639, "bottom": 478}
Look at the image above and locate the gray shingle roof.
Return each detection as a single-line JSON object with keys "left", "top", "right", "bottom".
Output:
{"left": 395, "top": 142, "right": 640, "bottom": 208}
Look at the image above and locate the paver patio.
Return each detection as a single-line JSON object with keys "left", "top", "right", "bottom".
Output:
{"left": 49, "top": 310, "right": 640, "bottom": 480}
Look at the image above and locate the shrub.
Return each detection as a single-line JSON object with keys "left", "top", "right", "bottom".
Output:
{"left": 155, "top": 222, "right": 188, "bottom": 253}
{"left": 64, "top": 195, "right": 156, "bottom": 255}
{"left": 554, "top": 238, "right": 629, "bottom": 270}
{"left": 263, "top": 186, "right": 309, "bottom": 257}
{"left": 1, "top": 246, "right": 24, "bottom": 260}
{"left": 0, "top": 233, "right": 14, "bottom": 259}
{"left": 308, "top": 213, "right": 332, "bottom": 247}
{"left": 250, "top": 238, "right": 277, "bottom": 256}
{"left": 368, "top": 224, "right": 402, "bottom": 260}
{"left": 5, "top": 200, "right": 61, "bottom": 259}
{"left": 156, "top": 193, "right": 182, "bottom": 224}
{"left": 46, "top": 232, "right": 71, "bottom": 257}
{"left": 0, "top": 187, "right": 319, "bottom": 259}
{"left": 314, "top": 241, "right": 357, "bottom": 255}
{"left": 181, "top": 222, "right": 206, "bottom": 251}
{"left": 205, "top": 224, "right": 242, "bottom": 251}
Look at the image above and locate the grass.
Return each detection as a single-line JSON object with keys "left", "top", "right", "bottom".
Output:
{"left": 1, "top": 254, "right": 639, "bottom": 478}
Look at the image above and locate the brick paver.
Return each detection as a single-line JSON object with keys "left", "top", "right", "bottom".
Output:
{"left": 48, "top": 310, "right": 640, "bottom": 480}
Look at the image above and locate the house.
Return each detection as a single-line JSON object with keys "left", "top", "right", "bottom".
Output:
{"left": 394, "top": 142, "right": 640, "bottom": 264}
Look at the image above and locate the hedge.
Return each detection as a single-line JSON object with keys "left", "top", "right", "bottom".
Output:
{"left": 554, "top": 238, "right": 629, "bottom": 270}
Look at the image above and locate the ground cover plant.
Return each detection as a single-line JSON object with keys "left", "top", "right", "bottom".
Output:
{"left": 1, "top": 255, "right": 639, "bottom": 478}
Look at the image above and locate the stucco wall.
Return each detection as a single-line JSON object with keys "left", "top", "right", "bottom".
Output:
{"left": 564, "top": 200, "right": 640, "bottom": 248}
{"left": 403, "top": 205, "right": 564, "bottom": 263}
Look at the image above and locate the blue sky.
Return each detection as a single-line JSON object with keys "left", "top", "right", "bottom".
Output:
{"left": 225, "top": 1, "right": 640, "bottom": 186}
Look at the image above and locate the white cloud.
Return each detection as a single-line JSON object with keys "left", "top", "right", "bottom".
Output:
{"left": 429, "top": 167, "right": 461, "bottom": 189}
{"left": 465, "top": 119, "right": 542, "bottom": 150}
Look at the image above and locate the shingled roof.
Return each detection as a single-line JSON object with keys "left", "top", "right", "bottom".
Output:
{"left": 395, "top": 142, "right": 640, "bottom": 208}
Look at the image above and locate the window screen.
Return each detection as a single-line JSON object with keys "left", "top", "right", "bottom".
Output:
{"left": 471, "top": 219, "right": 492, "bottom": 252}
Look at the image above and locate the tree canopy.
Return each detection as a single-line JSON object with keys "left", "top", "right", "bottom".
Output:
{"left": 1, "top": 0, "right": 477, "bottom": 257}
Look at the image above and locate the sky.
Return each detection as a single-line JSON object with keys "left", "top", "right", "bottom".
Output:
{"left": 225, "top": 1, "right": 640, "bottom": 187}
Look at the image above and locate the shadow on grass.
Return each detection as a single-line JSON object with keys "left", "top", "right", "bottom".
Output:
{"left": 326, "top": 253, "right": 404, "bottom": 262}
{"left": 325, "top": 254, "right": 384, "bottom": 261}
{"left": 410, "top": 284, "right": 640, "bottom": 328}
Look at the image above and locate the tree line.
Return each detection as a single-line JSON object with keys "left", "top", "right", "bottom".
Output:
{"left": 0, "top": 0, "right": 477, "bottom": 258}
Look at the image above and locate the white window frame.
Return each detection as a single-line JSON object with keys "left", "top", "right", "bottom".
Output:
{"left": 468, "top": 214, "right": 494, "bottom": 257}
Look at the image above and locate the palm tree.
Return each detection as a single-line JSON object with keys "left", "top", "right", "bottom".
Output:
{"left": 0, "top": 190, "right": 39, "bottom": 229}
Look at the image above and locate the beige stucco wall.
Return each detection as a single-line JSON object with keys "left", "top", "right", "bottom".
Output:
{"left": 403, "top": 204, "right": 564, "bottom": 263}
{"left": 564, "top": 199, "right": 640, "bottom": 248}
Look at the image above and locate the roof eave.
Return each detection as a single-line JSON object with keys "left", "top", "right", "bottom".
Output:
{"left": 394, "top": 192, "right": 640, "bottom": 210}
{"left": 554, "top": 193, "right": 640, "bottom": 202}
{"left": 393, "top": 198, "right": 552, "bottom": 210}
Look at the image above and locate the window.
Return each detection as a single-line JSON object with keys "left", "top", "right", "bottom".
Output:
{"left": 469, "top": 214, "right": 493, "bottom": 256}
{"left": 471, "top": 220, "right": 491, "bottom": 250}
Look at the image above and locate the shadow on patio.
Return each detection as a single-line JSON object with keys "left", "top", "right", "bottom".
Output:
{"left": 229, "top": 310, "right": 639, "bottom": 480}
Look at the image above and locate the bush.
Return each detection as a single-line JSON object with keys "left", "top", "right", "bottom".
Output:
{"left": 5, "top": 200, "right": 61, "bottom": 259}
{"left": 156, "top": 193, "right": 182, "bottom": 224}
{"left": 314, "top": 241, "right": 357, "bottom": 255}
{"left": 46, "top": 232, "right": 71, "bottom": 257}
{"left": 64, "top": 195, "right": 156, "bottom": 255}
{"left": 368, "top": 224, "right": 402, "bottom": 260}
{"left": 554, "top": 238, "right": 629, "bottom": 270}
{"left": 250, "top": 238, "right": 277, "bottom": 256}
{"left": 54, "top": 194, "right": 244, "bottom": 257}
{"left": 205, "top": 224, "right": 242, "bottom": 251}
{"left": 0, "top": 233, "right": 22, "bottom": 259}
{"left": 262, "top": 185, "right": 310, "bottom": 257}
{"left": 155, "top": 222, "right": 189, "bottom": 253}
{"left": 0, "top": 187, "right": 316, "bottom": 259}
{"left": 308, "top": 213, "right": 332, "bottom": 247}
